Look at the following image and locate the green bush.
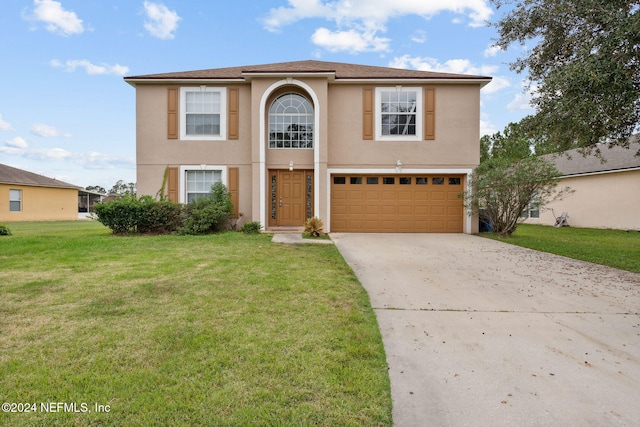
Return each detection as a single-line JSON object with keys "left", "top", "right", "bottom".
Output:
{"left": 94, "top": 194, "right": 142, "bottom": 234}
{"left": 0, "top": 224, "right": 12, "bottom": 236}
{"left": 94, "top": 183, "right": 234, "bottom": 236}
{"left": 94, "top": 195, "right": 182, "bottom": 234}
{"left": 240, "top": 221, "right": 261, "bottom": 234}
{"left": 178, "top": 182, "right": 233, "bottom": 235}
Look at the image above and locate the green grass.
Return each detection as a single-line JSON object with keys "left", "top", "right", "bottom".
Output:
{"left": 483, "top": 224, "right": 640, "bottom": 273}
{"left": 0, "top": 221, "right": 391, "bottom": 426}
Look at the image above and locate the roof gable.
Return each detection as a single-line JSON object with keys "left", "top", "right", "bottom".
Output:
{"left": 124, "top": 59, "right": 492, "bottom": 82}
{"left": 545, "top": 139, "right": 640, "bottom": 176}
{"left": 0, "top": 163, "right": 79, "bottom": 189}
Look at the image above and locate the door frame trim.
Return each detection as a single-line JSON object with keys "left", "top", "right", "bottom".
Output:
{"left": 259, "top": 79, "right": 321, "bottom": 229}
{"left": 326, "top": 168, "right": 474, "bottom": 233}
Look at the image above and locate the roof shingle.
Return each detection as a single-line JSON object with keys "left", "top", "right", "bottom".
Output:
{"left": 0, "top": 163, "right": 80, "bottom": 189}
{"left": 124, "top": 59, "right": 492, "bottom": 81}
{"left": 545, "top": 139, "right": 640, "bottom": 176}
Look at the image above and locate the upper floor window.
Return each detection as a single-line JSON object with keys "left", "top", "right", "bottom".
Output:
{"left": 375, "top": 87, "right": 422, "bottom": 141}
{"left": 269, "top": 93, "right": 314, "bottom": 149}
{"left": 180, "top": 87, "right": 227, "bottom": 140}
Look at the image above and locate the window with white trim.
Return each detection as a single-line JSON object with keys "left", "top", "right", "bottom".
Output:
{"left": 180, "top": 87, "right": 227, "bottom": 140}
{"left": 9, "top": 189, "right": 22, "bottom": 212}
{"left": 185, "top": 170, "right": 222, "bottom": 203}
{"left": 375, "top": 87, "right": 422, "bottom": 141}
{"left": 269, "top": 93, "right": 314, "bottom": 148}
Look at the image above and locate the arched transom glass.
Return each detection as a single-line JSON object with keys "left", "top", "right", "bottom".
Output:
{"left": 269, "top": 93, "right": 314, "bottom": 148}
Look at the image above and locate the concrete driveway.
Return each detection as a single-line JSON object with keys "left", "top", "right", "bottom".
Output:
{"left": 331, "top": 233, "right": 640, "bottom": 427}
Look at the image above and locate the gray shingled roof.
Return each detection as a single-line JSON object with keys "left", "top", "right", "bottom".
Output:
{"left": 124, "top": 59, "right": 492, "bottom": 81}
{"left": 0, "top": 163, "right": 80, "bottom": 189}
{"left": 544, "top": 139, "right": 640, "bottom": 176}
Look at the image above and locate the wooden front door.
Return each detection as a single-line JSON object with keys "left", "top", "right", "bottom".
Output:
{"left": 269, "top": 170, "right": 313, "bottom": 227}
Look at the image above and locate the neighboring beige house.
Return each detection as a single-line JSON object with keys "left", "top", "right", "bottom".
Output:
{"left": 0, "top": 163, "right": 80, "bottom": 222}
{"left": 124, "top": 60, "right": 491, "bottom": 233}
{"left": 526, "top": 141, "right": 640, "bottom": 230}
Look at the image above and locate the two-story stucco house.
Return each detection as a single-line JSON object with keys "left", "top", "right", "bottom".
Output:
{"left": 124, "top": 60, "right": 491, "bottom": 233}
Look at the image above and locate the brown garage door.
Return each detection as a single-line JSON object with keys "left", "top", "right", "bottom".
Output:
{"left": 331, "top": 175, "right": 464, "bottom": 232}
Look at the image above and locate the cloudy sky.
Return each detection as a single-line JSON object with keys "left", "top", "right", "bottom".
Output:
{"left": 0, "top": 0, "right": 534, "bottom": 189}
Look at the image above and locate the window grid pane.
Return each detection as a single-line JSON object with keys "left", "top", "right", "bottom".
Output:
{"left": 186, "top": 170, "right": 221, "bottom": 202}
{"left": 269, "top": 93, "right": 314, "bottom": 148}
{"left": 380, "top": 90, "right": 417, "bottom": 136}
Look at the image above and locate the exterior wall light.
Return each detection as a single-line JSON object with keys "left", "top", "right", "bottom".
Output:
{"left": 289, "top": 160, "right": 294, "bottom": 171}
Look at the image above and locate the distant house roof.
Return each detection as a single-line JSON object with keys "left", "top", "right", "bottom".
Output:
{"left": 544, "top": 139, "right": 640, "bottom": 177}
{"left": 0, "top": 163, "right": 80, "bottom": 189}
{"left": 124, "top": 59, "right": 492, "bottom": 84}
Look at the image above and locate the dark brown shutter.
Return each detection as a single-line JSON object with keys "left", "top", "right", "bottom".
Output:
{"left": 167, "top": 87, "right": 178, "bottom": 139}
{"left": 424, "top": 87, "right": 436, "bottom": 140}
{"left": 363, "top": 88, "right": 374, "bottom": 140}
{"left": 228, "top": 167, "right": 239, "bottom": 218}
{"left": 228, "top": 87, "right": 239, "bottom": 140}
{"left": 167, "top": 167, "right": 178, "bottom": 203}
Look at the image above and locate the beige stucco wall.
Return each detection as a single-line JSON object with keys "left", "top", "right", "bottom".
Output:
{"left": 0, "top": 184, "right": 78, "bottom": 222}
{"left": 133, "top": 77, "right": 482, "bottom": 232}
{"left": 327, "top": 84, "right": 480, "bottom": 168}
{"left": 526, "top": 170, "right": 640, "bottom": 230}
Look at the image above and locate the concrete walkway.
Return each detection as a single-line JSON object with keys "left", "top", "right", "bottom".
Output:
{"left": 331, "top": 233, "right": 640, "bottom": 427}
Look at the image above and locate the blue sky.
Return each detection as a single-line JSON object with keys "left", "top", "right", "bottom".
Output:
{"left": 0, "top": 0, "right": 534, "bottom": 190}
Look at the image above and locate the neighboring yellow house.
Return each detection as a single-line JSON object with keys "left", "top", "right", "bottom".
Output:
{"left": 0, "top": 163, "right": 80, "bottom": 222}
{"left": 525, "top": 140, "right": 640, "bottom": 230}
{"left": 124, "top": 60, "right": 492, "bottom": 233}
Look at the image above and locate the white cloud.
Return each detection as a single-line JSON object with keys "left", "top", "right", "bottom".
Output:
{"left": 143, "top": 1, "right": 181, "bottom": 40}
{"left": 31, "top": 123, "right": 72, "bottom": 138}
{"left": 0, "top": 141, "right": 135, "bottom": 170}
{"left": 507, "top": 81, "right": 538, "bottom": 111}
{"left": 389, "top": 55, "right": 492, "bottom": 75}
{"left": 482, "top": 76, "right": 511, "bottom": 94}
{"left": 29, "top": 0, "right": 84, "bottom": 36}
{"left": 484, "top": 44, "right": 503, "bottom": 57}
{"left": 263, "top": 0, "right": 492, "bottom": 52}
{"left": 311, "top": 26, "right": 390, "bottom": 53}
{"left": 6, "top": 137, "right": 28, "bottom": 148}
{"left": 0, "top": 114, "right": 12, "bottom": 131}
{"left": 411, "top": 30, "right": 427, "bottom": 44}
{"left": 389, "top": 55, "right": 511, "bottom": 94}
{"left": 50, "top": 59, "right": 129, "bottom": 76}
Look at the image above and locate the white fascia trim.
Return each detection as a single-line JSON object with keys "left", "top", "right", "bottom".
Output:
{"left": 123, "top": 78, "right": 244, "bottom": 88}
{"left": 178, "top": 165, "right": 228, "bottom": 204}
{"left": 259, "top": 79, "right": 321, "bottom": 228}
{"left": 325, "top": 167, "right": 474, "bottom": 233}
{"left": 332, "top": 78, "right": 493, "bottom": 87}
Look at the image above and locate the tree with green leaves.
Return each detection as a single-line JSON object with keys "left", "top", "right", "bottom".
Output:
{"left": 467, "top": 124, "right": 571, "bottom": 236}
{"left": 84, "top": 185, "right": 107, "bottom": 194}
{"left": 109, "top": 180, "right": 137, "bottom": 196}
{"left": 490, "top": 0, "right": 640, "bottom": 153}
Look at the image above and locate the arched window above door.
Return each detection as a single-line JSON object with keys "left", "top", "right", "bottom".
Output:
{"left": 269, "top": 93, "right": 314, "bottom": 149}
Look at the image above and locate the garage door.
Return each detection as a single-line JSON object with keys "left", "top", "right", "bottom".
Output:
{"left": 331, "top": 175, "right": 464, "bottom": 232}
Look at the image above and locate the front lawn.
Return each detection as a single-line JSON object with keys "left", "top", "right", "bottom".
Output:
{"left": 0, "top": 221, "right": 391, "bottom": 426}
{"left": 484, "top": 224, "right": 640, "bottom": 273}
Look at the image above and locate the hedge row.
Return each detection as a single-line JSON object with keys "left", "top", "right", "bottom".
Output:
{"left": 94, "top": 182, "right": 233, "bottom": 235}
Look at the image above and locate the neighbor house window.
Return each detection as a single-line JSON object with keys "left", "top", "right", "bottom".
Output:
{"left": 269, "top": 93, "right": 314, "bottom": 148}
{"left": 521, "top": 196, "right": 540, "bottom": 219}
{"left": 375, "top": 87, "right": 422, "bottom": 141}
{"left": 9, "top": 189, "right": 21, "bottom": 212}
{"left": 180, "top": 87, "right": 227, "bottom": 140}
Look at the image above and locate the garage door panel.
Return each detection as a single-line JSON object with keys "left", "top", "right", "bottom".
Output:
{"left": 331, "top": 174, "right": 464, "bottom": 233}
